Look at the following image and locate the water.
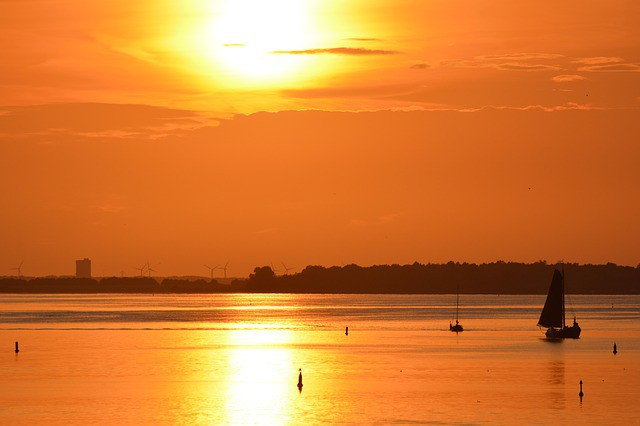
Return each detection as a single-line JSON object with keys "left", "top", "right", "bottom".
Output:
{"left": 1, "top": 294, "right": 638, "bottom": 424}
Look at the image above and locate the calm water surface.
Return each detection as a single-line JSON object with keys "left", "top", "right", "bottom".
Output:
{"left": 1, "top": 294, "right": 638, "bottom": 425}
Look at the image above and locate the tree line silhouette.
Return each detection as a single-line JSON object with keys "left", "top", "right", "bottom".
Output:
{"left": 0, "top": 277, "right": 242, "bottom": 294}
{"left": 1, "top": 261, "right": 638, "bottom": 294}
{"left": 244, "top": 261, "right": 639, "bottom": 294}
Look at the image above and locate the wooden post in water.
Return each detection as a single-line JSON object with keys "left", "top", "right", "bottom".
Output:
{"left": 613, "top": 343, "right": 618, "bottom": 354}
{"left": 297, "top": 368, "right": 303, "bottom": 390}
{"left": 345, "top": 326, "right": 349, "bottom": 336}
{"left": 15, "top": 341, "right": 19, "bottom": 353}
{"left": 579, "top": 380, "right": 584, "bottom": 398}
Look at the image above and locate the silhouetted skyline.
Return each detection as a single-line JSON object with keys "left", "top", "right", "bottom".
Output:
{"left": 2, "top": 261, "right": 638, "bottom": 294}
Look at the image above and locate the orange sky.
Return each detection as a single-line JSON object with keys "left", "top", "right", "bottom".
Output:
{"left": 1, "top": 1, "right": 639, "bottom": 276}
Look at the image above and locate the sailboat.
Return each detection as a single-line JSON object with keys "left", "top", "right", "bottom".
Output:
{"left": 449, "top": 286, "right": 463, "bottom": 332}
{"left": 538, "top": 268, "right": 581, "bottom": 339}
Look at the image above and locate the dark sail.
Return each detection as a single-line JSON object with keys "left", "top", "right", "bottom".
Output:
{"left": 537, "top": 269, "right": 564, "bottom": 328}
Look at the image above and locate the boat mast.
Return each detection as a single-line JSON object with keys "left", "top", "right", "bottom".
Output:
{"left": 561, "top": 265, "right": 566, "bottom": 328}
{"left": 456, "top": 283, "right": 459, "bottom": 323}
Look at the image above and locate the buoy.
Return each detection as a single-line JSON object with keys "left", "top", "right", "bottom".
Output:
{"left": 579, "top": 380, "right": 584, "bottom": 398}
{"left": 613, "top": 343, "right": 618, "bottom": 354}
{"left": 297, "top": 368, "right": 303, "bottom": 389}
{"left": 15, "top": 341, "right": 19, "bottom": 353}
{"left": 345, "top": 326, "right": 349, "bottom": 336}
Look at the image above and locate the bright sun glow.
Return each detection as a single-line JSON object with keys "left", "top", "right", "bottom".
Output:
{"left": 199, "top": 0, "right": 320, "bottom": 86}
{"left": 223, "top": 329, "right": 296, "bottom": 423}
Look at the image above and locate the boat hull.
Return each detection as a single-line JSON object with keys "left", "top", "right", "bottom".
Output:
{"left": 545, "top": 324, "right": 581, "bottom": 339}
{"left": 450, "top": 324, "right": 463, "bottom": 333}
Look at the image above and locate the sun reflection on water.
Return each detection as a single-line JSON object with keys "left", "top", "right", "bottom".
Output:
{"left": 222, "top": 328, "right": 298, "bottom": 424}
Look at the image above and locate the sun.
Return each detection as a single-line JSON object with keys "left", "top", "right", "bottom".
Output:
{"left": 200, "top": 0, "right": 320, "bottom": 87}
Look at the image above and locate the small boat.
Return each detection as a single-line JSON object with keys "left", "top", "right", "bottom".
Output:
{"left": 449, "top": 286, "right": 463, "bottom": 332}
{"left": 538, "top": 268, "right": 581, "bottom": 339}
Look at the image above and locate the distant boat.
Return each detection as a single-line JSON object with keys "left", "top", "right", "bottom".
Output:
{"left": 538, "top": 268, "right": 581, "bottom": 339}
{"left": 450, "top": 286, "right": 463, "bottom": 332}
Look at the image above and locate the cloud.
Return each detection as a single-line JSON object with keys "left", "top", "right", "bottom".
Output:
{"left": 0, "top": 103, "right": 217, "bottom": 140}
{"left": 280, "top": 82, "right": 428, "bottom": 100}
{"left": 577, "top": 63, "right": 640, "bottom": 72}
{"left": 466, "top": 103, "right": 598, "bottom": 112}
{"left": 440, "top": 55, "right": 562, "bottom": 71}
{"left": 94, "top": 204, "right": 128, "bottom": 213}
{"left": 551, "top": 74, "right": 587, "bottom": 83}
{"left": 254, "top": 228, "right": 278, "bottom": 235}
{"left": 440, "top": 59, "right": 482, "bottom": 68}
{"left": 97, "top": 35, "right": 164, "bottom": 65}
{"left": 224, "top": 43, "right": 246, "bottom": 47}
{"left": 572, "top": 57, "right": 624, "bottom": 65}
{"left": 343, "top": 38, "right": 382, "bottom": 42}
{"left": 410, "top": 63, "right": 430, "bottom": 70}
{"left": 77, "top": 130, "right": 145, "bottom": 139}
{"left": 477, "top": 53, "right": 563, "bottom": 61}
{"left": 270, "top": 47, "right": 400, "bottom": 55}
{"left": 495, "top": 63, "right": 562, "bottom": 71}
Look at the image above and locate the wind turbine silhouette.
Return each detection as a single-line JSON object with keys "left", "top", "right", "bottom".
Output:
{"left": 270, "top": 262, "right": 281, "bottom": 276}
{"left": 281, "top": 262, "right": 295, "bottom": 275}
{"left": 133, "top": 263, "right": 147, "bottom": 277}
{"left": 204, "top": 264, "right": 220, "bottom": 279}
{"left": 146, "top": 261, "right": 157, "bottom": 278}
{"left": 222, "top": 261, "right": 229, "bottom": 279}
{"left": 10, "top": 261, "right": 23, "bottom": 277}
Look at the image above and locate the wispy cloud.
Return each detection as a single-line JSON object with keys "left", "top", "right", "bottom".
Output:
{"left": 572, "top": 56, "right": 624, "bottom": 65}
{"left": 255, "top": 228, "right": 278, "bottom": 235}
{"left": 270, "top": 47, "right": 400, "bottom": 56}
{"left": 410, "top": 63, "right": 430, "bottom": 70}
{"left": 97, "top": 35, "right": 163, "bottom": 65}
{"left": 77, "top": 130, "right": 144, "bottom": 139}
{"left": 441, "top": 53, "right": 563, "bottom": 72}
{"left": 464, "top": 103, "right": 598, "bottom": 112}
{"left": 0, "top": 103, "right": 217, "bottom": 140}
{"left": 440, "top": 59, "right": 482, "bottom": 68}
{"left": 223, "top": 43, "right": 246, "bottom": 47}
{"left": 577, "top": 63, "right": 640, "bottom": 72}
{"left": 552, "top": 74, "right": 587, "bottom": 83}
{"left": 280, "top": 83, "right": 423, "bottom": 99}
{"left": 343, "top": 38, "right": 382, "bottom": 42}
{"left": 95, "top": 204, "right": 127, "bottom": 213}
{"left": 477, "top": 53, "right": 564, "bottom": 61}
{"left": 496, "top": 63, "right": 562, "bottom": 71}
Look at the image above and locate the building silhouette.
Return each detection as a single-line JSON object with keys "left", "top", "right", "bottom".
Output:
{"left": 76, "top": 258, "right": 91, "bottom": 278}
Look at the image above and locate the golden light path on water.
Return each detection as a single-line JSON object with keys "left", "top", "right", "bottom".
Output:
{"left": 223, "top": 328, "right": 294, "bottom": 424}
